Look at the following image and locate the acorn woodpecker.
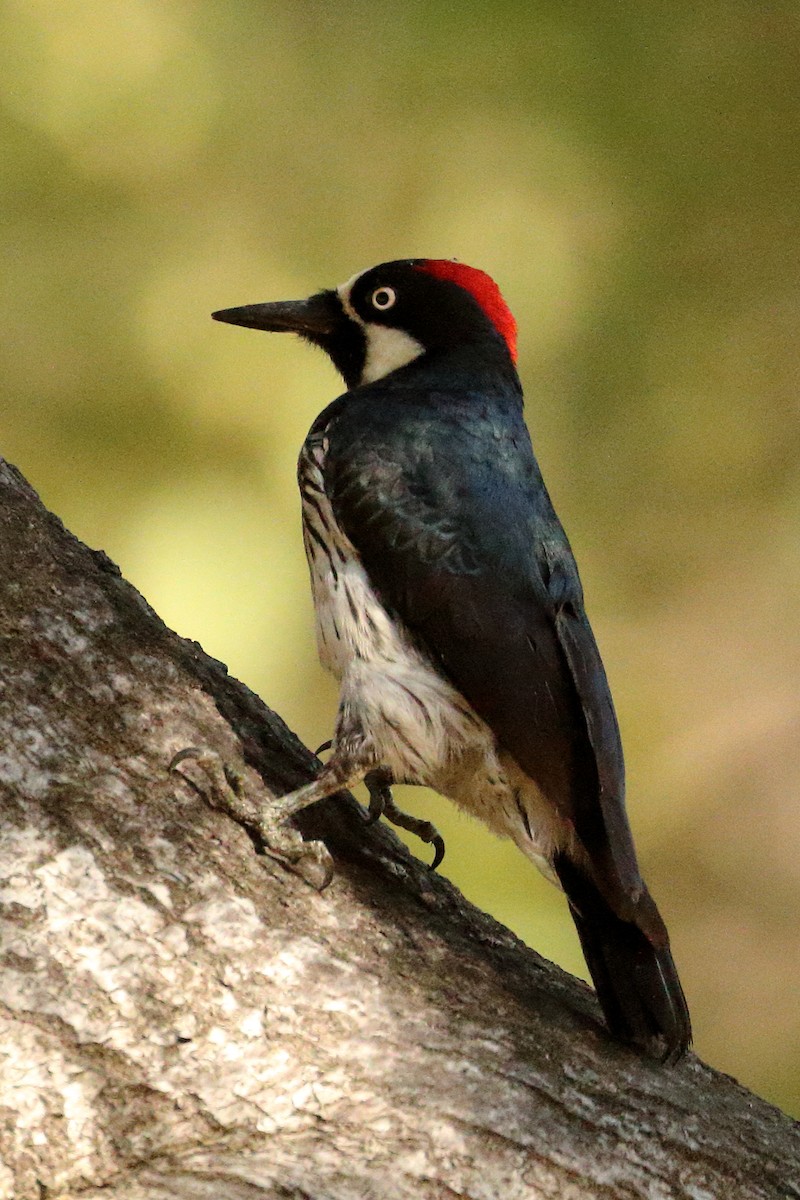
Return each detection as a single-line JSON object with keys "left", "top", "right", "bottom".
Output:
{"left": 212, "top": 258, "right": 692, "bottom": 1063}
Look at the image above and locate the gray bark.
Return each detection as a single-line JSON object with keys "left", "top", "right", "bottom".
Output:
{"left": 0, "top": 456, "right": 798, "bottom": 1200}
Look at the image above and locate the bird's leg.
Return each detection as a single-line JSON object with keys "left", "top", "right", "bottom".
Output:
{"left": 269, "top": 753, "right": 368, "bottom": 823}
{"left": 364, "top": 768, "right": 446, "bottom": 870}
{"left": 363, "top": 766, "right": 391, "bottom": 825}
{"left": 170, "top": 745, "right": 370, "bottom": 891}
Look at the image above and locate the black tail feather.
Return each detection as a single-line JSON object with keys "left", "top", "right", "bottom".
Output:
{"left": 554, "top": 853, "right": 691, "bottom": 1063}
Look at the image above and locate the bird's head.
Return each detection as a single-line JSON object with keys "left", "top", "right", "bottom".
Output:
{"left": 213, "top": 259, "right": 518, "bottom": 391}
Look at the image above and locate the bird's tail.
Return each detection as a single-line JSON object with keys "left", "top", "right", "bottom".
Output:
{"left": 554, "top": 853, "right": 691, "bottom": 1063}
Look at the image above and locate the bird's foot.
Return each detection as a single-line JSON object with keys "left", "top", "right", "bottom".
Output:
{"left": 365, "top": 768, "right": 445, "bottom": 870}
{"left": 169, "top": 747, "right": 334, "bottom": 890}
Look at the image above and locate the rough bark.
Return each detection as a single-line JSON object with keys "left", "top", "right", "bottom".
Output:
{"left": 0, "top": 456, "right": 797, "bottom": 1200}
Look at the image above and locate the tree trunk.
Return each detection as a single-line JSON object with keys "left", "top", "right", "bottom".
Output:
{"left": 0, "top": 457, "right": 797, "bottom": 1200}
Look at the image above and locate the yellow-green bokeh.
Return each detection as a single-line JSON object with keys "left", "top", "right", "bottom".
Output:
{"left": 2, "top": 1, "right": 799, "bottom": 1115}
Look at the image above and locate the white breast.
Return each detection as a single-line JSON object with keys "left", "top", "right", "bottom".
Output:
{"left": 298, "top": 434, "right": 394, "bottom": 678}
{"left": 298, "top": 434, "right": 486, "bottom": 780}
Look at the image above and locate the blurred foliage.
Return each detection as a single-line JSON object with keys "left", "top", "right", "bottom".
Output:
{"left": 1, "top": 0, "right": 799, "bottom": 1116}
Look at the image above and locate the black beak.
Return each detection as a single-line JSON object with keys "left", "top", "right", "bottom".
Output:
{"left": 211, "top": 290, "right": 340, "bottom": 339}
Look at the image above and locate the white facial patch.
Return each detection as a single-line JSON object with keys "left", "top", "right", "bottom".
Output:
{"left": 338, "top": 272, "right": 424, "bottom": 385}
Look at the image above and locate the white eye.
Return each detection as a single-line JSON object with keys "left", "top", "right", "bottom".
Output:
{"left": 370, "top": 286, "right": 396, "bottom": 311}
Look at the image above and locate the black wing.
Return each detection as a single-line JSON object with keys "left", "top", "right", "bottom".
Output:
{"left": 323, "top": 387, "right": 643, "bottom": 916}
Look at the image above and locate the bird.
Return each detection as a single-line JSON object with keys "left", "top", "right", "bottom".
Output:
{"left": 211, "top": 257, "right": 692, "bottom": 1063}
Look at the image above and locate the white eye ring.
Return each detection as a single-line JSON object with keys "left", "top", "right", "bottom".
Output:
{"left": 370, "top": 286, "right": 396, "bottom": 311}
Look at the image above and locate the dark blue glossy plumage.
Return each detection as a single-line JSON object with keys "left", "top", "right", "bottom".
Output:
{"left": 317, "top": 338, "right": 689, "bottom": 1059}
{"left": 320, "top": 345, "right": 641, "bottom": 915}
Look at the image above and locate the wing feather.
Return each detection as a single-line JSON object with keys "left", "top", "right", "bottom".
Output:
{"left": 324, "top": 389, "right": 643, "bottom": 911}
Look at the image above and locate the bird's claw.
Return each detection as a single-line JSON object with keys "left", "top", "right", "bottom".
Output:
{"left": 266, "top": 831, "right": 335, "bottom": 891}
{"left": 364, "top": 768, "right": 446, "bottom": 870}
{"left": 169, "top": 746, "right": 335, "bottom": 891}
{"left": 429, "top": 834, "right": 446, "bottom": 871}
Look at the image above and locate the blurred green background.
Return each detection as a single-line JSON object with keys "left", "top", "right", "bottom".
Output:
{"left": 2, "top": 0, "right": 798, "bottom": 1116}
